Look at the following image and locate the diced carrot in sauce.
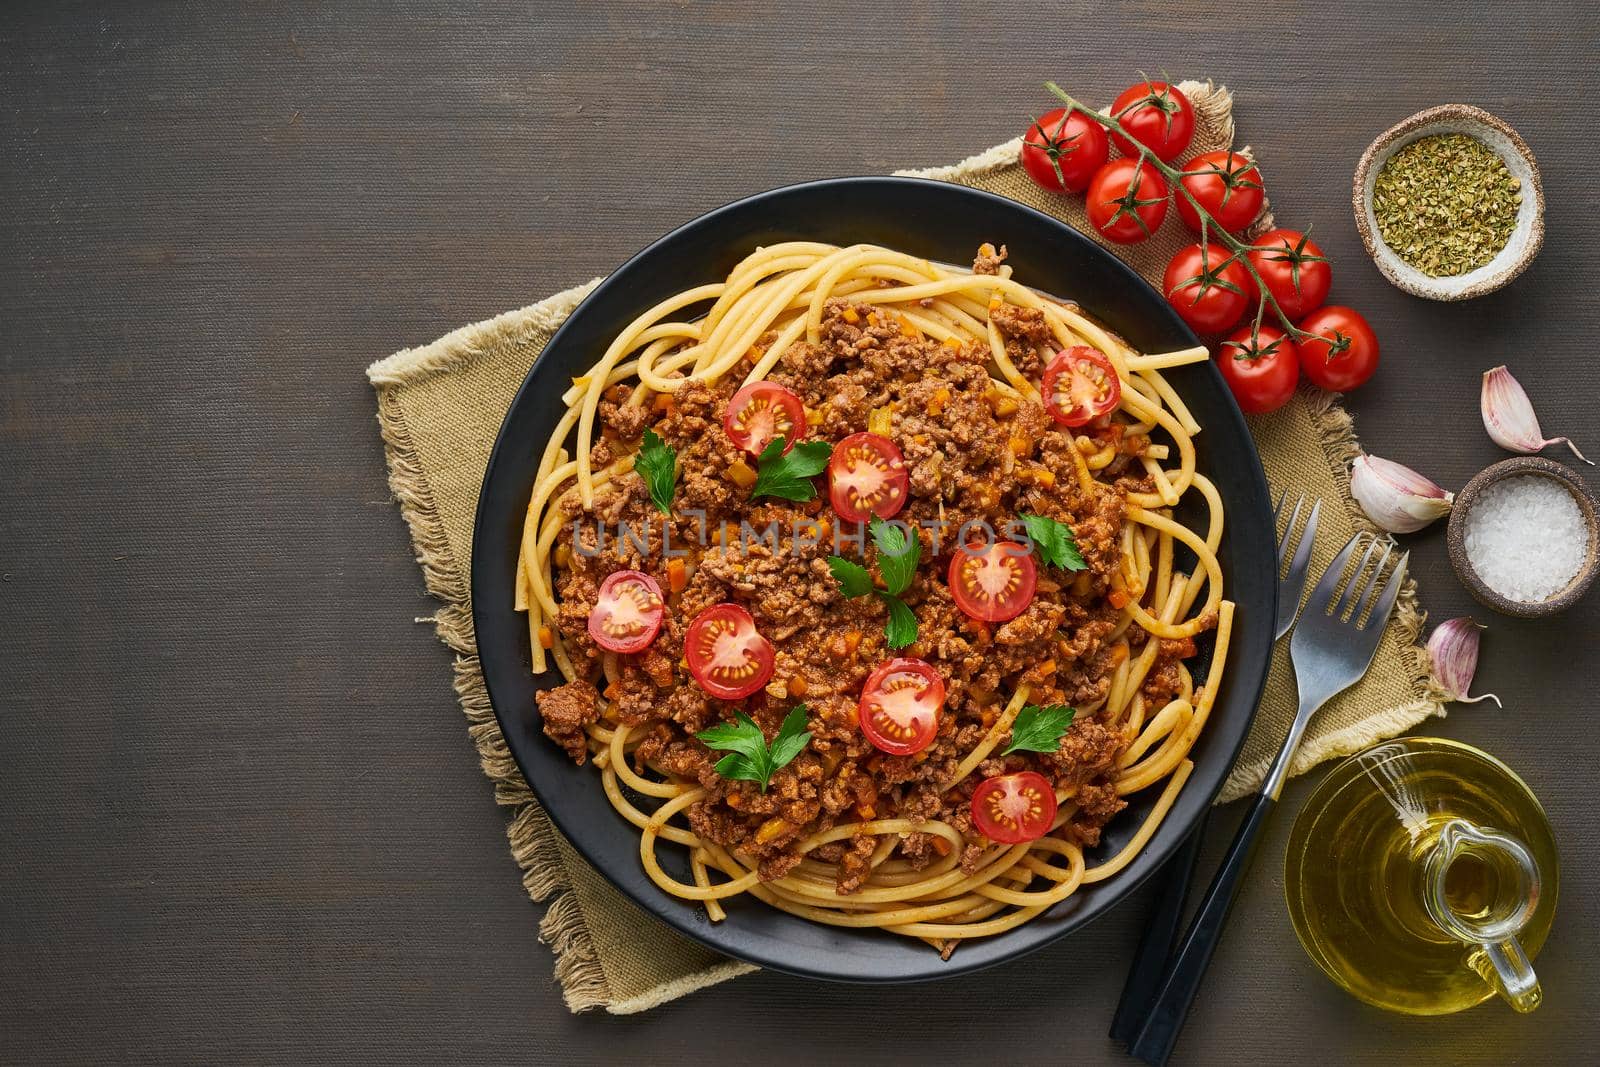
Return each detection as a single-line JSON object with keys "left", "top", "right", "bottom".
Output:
{"left": 538, "top": 625, "right": 555, "bottom": 649}
{"left": 727, "top": 459, "right": 757, "bottom": 488}
{"left": 666, "top": 557, "right": 687, "bottom": 593}
{"left": 755, "top": 817, "right": 791, "bottom": 844}
{"left": 842, "top": 307, "right": 860, "bottom": 324}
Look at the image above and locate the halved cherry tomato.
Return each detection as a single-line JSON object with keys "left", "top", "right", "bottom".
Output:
{"left": 684, "top": 603, "right": 775, "bottom": 700}
{"left": 1294, "top": 306, "right": 1380, "bottom": 392}
{"left": 587, "top": 570, "right": 665, "bottom": 654}
{"left": 724, "top": 381, "right": 805, "bottom": 457}
{"left": 948, "top": 541, "right": 1037, "bottom": 623}
{"left": 1041, "top": 346, "right": 1121, "bottom": 427}
{"left": 1109, "top": 80, "right": 1195, "bottom": 162}
{"left": 971, "top": 771, "right": 1058, "bottom": 844}
{"left": 1216, "top": 323, "right": 1298, "bottom": 414}
{"left": 1086, "top": 158, "right": 1169, "bottom": 245}
{"left": 857, "top": 657, "right": 946, "bottom": 756}
{"left": 1246, "top": 229, "right": 1331, "bottom": 321}
{"left": 1176, "top": 150, "right": 1265, "bottom": 234}
{"left": 1021, "top": 107, "right": 1110, "bottom": 194}
{"left": 1163, "top": 243, "right": 1251, "bottom": 335}
{"left": 828, "top": 432, "right": 909, "bottom": 522}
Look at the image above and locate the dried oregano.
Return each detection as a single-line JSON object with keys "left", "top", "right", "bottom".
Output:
{"left": 1372, "top": 133, "right": 1521, "bottom": 277}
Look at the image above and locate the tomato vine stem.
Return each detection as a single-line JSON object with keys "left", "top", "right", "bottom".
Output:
{"left": 1043, "top": 81, "right": 1316, "bottom": 342}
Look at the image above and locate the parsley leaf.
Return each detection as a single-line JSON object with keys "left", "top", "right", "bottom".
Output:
{"left": 828, "top": 538, "right": 920, "bottom": 650}
{"left": 750, "top": 438, "right": 831, "bottom": 501}
{"left": 635, "top": 428, "right": 677, "bottom": 514}
{"left": 827, "top": 555, "right": 875, "bottom": 598}
{"left": 1019, "top": 513, "right": 1087, "bottom": 571}
{"left": 1002, "top": 704, "right": 1077, "bottom": 756}
{"left": 696, "top": 706, "right": 812, "bottom": 792}
{"left": 878, "top": 593, "right": 918, "bottom": 649}
{"left": 868, "top": 516, "right": 920, "bottom": 596}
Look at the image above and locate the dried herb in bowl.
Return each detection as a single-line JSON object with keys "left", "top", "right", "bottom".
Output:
{"left": 1372, "top": 133, "right": 1521, "bottom": 277}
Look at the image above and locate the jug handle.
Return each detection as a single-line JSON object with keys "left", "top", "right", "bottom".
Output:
{"left": 1426, "top": 819, "right": 1543, "bottom": 1014}
{"left": 1474, "top": 937, "right": 1542, "bottom": 1014}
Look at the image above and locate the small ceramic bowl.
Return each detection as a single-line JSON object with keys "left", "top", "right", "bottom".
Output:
{"left": 1446, "top": 456, "right": 1600, "bottom": 618}
{"left": 1352, "top": 104, "right": 1543, "bottom": 301}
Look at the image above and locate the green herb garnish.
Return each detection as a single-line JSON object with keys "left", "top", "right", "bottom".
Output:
{"left": 1002, "top": 704, "right": 1077, "bottom": 756}
{"left": 880, "top": 595, "right": 919, "bottom": 649}
{"left": 635, "top": 428, "right": 677, "bottom": 514}
{"left": 869, "top": 516, "right": 919, "bottom": 595}
{"left": 827, "top": 555, "right": 874, "bottom": 598}
{"left": 695, "top": 705, "right": 812, "bottom": 792}
{"left": 1019, "top": 513, "right": 1087, "bottom": 571}
{"left": 749, "top": 438, "right": 832, "bottom": 501}
{"left": 827, "top": 518, "right": 922, "bottom": 650}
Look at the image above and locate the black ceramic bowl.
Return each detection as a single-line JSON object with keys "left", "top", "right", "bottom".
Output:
{"left": 471, "top": 177, "right": 1275, "bottom": 983}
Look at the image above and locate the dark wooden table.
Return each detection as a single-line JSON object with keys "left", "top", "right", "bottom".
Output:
{"left": 4, "top": 3, "right": 1597, "bottom": 1063}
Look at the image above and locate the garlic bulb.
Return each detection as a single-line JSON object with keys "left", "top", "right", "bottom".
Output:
{"left": 1349, "top": 454, "right": 1453, "bottom": 533}
{"left": 1481, "top": 365, "right": 1593, "bottom": 465}
{"left": 1426, "top": 617, "right": 1501, "bottom": 706}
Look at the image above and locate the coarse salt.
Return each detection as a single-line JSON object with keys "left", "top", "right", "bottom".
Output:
{"left": 1463, "top": 475, "right": 1588, "bottom": 602}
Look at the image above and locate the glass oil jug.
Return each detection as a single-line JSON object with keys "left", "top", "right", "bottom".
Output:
{"left": 1284, "top": 737, "right": 1558, "bottom": 1014}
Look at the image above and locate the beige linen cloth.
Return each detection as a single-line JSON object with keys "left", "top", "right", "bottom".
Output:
{"left": 368, "top": 81, "right": 1444, "bottom": 1013}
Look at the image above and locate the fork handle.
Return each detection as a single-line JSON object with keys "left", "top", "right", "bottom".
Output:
{"left": 1127, "top": 792, "right": 1277, "bottom": 1067}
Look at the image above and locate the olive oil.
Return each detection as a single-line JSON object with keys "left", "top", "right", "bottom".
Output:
{"left": 1285, "top": 738, "right": 1558, "bottom": 1015}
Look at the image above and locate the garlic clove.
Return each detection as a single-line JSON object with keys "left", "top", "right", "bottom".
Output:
{"left": 1426, "top": 616, "right": 1501, "bottom": 706}
{"left": 1349, "top": 454, "right": 1453, "bottom": 534}
{"left": 1481, "top": 365, "right": 1594, "bottom": 465}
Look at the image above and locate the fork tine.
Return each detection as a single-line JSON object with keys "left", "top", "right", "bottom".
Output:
{"left": 1274, "top": 499, "right": 1321, "bottom": 639}
{"left": 1364, "top": 551, "right": 1409, "bottom": 631}
{"left": 1276, "top": 494, "right": 1306, "bottom": 569}
{"left": 1272, "top": 488, "right": 1288, "bottom": 526}
{"left": 1286, "top": 500, "right": 1321, "bottom": 591}
{"left": 1305, "top": 533, "right": 1363, "bottom": 614}
{"left": 1332, "top": 538, "right": 1382, "bottom": 618}
{"left": 1348, "top": 543, "right": 1394, "bottom": 622}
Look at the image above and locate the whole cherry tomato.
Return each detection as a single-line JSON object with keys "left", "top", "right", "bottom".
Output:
{"left": 1176, "top": 150, "right": 1265, "bottom": 234}
{"left": 1108, "top": 80, "right": 1196, "bottom": 162}
{"left": 1020, "top": 107, "right": 1110, "bottom": 194}
{"left": 1295, "top": 306, "right": 1379, "bottom": 392}
{"left": 1086, "top": 158, "right": 1169, "bottom": 244}
{"left": 1216, "top": 323, "right": 1298, "bottom": 414}
{"left": 1247, "top": 229, "right": 1332, "bottom": 320}
{"left": 1163, "top": 243, "right": 1251, "bottom": 334}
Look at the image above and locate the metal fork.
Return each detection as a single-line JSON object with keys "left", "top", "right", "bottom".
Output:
{"left": 1110, "top": 492, "right": 1322, "bottom": 1045}
{"left": 1128, "top": 532, "right": 1408, "bottom": 1065}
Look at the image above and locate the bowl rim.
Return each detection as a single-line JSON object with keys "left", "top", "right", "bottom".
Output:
{"left": 1351, "top": 103, "right": 1544, "bottom": 302}
{"left": 1444, "top": 455, "right": 1600, "bottom": 617}
{"left": 467, "top": 175, "right": 1279, "bottom": 983}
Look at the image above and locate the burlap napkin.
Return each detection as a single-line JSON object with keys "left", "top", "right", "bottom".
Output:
{"left": 368, "top": 80, "right": 1443, "bottom": 1014}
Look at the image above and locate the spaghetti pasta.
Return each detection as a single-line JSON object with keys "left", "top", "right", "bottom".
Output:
{"left": 516, "top": 241, "right": 1232, "bottom": 953}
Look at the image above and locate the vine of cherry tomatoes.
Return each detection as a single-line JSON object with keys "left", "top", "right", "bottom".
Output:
{"left": 1020, "top": 80, "right": 1380, "bottom": 413}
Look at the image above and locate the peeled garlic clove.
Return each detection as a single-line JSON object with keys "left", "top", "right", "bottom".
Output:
{"left": 1349, "top": 454, "right": 1453, "bottom": 533}
{"left": 1426, "top": 617, "right": 1501, "bottom": 706}
{"left": 1481, "top": 365, "right": 1594, "bottom": 465}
